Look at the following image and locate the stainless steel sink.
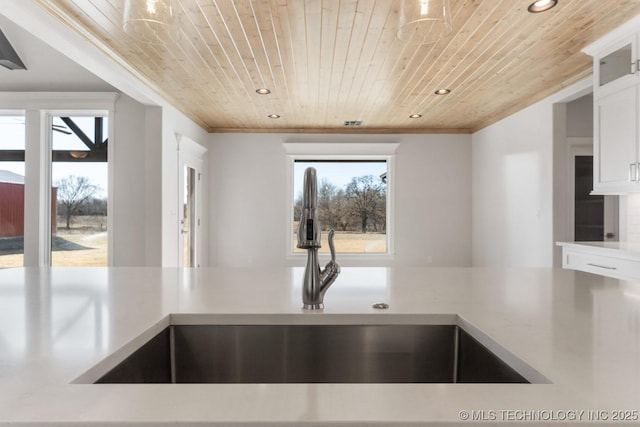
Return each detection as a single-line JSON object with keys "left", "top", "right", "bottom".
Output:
{"left": 95, "top": 324, "right": 531, "bottom": 384}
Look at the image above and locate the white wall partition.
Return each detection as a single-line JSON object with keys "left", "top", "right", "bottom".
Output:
{"left": 111, "top": 95, "right": 147, "bottom": 266}
{"left": 209, "top": 133, "right": 472, "bottom": 268}
{"left": 473, "top": 110, "right": 552, "bottom": 267}
{"left": 161, "top": 105, "right": 209, "bottom": 267}
{"left": 111, "top": 98, "right": 209, "bottom": 267}
{"left": 472, "top": 79, "right": 592, "bottom": 268}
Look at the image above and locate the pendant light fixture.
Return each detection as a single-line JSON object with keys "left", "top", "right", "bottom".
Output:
{"left": 123, "top": 0, "right": 176, "bottom": 44}
{"left": 397, "top": 0, "right": 452, "bottom": 45}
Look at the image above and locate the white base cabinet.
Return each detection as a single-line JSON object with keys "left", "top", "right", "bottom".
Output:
{"left": 558, "top": 242, "right": 640, "bottom": 281}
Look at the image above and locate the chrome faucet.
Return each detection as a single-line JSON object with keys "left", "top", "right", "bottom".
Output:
{"left": 298, "top": 167, "right": 340, "bottom": 310}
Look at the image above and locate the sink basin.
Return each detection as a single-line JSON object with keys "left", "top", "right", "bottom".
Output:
{"left": 95, "top": 324, "right": 532, "bottom": 384}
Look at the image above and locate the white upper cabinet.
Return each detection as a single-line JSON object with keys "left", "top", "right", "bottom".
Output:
{"left": 599, "top": 43, "right": 633, "bottom": 86}
{"left": 596, "top": 38, "right": 637, "bottom": 94}
{"left": 584, "top": 17, "right": 640, "bottom": 194}
{"left": 595, "top": 84, "right": 638, "bottom": 192}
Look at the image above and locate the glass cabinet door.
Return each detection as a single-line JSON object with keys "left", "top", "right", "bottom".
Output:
{"left": 599, "top": 43, "right": 633, "bottom": 87}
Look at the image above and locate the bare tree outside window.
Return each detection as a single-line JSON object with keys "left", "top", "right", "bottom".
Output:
{"left": 293, "top": 161, "right": 388, "bottom": 254}
{"left": 55, "top": 175, "right": 99, "bottom": 230}
{"left": 50, "top": 115, "right": 109, "bottom": 267}
{"left": 345, "top": 175, "right": 386, "bottom": 233}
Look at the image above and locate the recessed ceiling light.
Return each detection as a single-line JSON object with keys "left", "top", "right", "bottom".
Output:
{"left": 256, "top": 88, "right": 271, "bottom": 95}
{"left": 434, "top": 88, "right": 451, "bottom": 95}
{"left": 527, "top": 0, "right": 557, "bottom": 13}
{"left": 409, "top": 114, "right": 422, "bottom": 119}
{"left": 268, "top": 114, "right": 280, "bottom": 119}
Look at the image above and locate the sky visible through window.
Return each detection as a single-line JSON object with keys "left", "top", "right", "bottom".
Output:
{"left": 0, "top": 116, "right": 108, "bottom": 198}
{"left": 293, "top": 161, "right": 387, "bottom": 200}
{"left": 0, "top": 116, "right": 26, "bottom": 177}
{"left": 51, "top": 117, "right": 108, "bottom": 197}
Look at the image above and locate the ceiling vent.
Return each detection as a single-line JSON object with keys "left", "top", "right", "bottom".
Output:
{"left": 0, "top": 28, "right": 26, "bottom": 70}
{"left": 344, "top": 120, "right": 363, "bottom": 127}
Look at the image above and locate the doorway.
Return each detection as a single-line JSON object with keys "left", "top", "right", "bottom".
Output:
{"left": 177, "top": 135, "right": 206, "bottom": 268}
{"left": 567, "top": 141, "right": 618, "bottom": 242}
{"left": 181, "top": 165, "right": 197, "bottom": 267}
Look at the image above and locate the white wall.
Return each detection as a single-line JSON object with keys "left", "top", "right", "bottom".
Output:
{"left": 472, "top": 99, "right": 554, "bottom": 267}
{"left": 144, "top": 106, "right": 163, "bottom": 266}
{"left": 111, "top": 95, "right": 148, "bottom": 266}
{"left": 209, "top": 133, "right": 471, "bottom": 268}
{"left": 161, "top": 105, "right": 209, "bottom": 267}
{"left": 567, "top": 94, "right": 594, "bottom": 138}
{"left": 472, "top": 80, "right": 592, "bottom": 268}
{"left": 109, "top": 96, "right": 209, "bottom": 267}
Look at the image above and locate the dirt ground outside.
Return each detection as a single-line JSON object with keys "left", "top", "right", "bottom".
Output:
{"left": 292, "top": 230, "right": 387, "bottom": 253}
{"left": 0, "top": 215, "right": 107, "bottom": 268}
{"left": 1, "top": 217, "right": 387, "bottom": 268}
{"left": 51, "top": 230, "right": 107, "bottom": 266}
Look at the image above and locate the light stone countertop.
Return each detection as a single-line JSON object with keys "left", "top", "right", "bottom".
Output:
{"left": 0, "top": 266, "right": 639, "bottom": 426}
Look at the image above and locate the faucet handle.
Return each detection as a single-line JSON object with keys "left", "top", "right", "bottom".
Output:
{"left": 319, "top": 229, "right": 340, "bottom": 295}
{"left": 320, "top": 229, "right": 340, "bottom": 284}
{"left": 328, "top": 229, "right": 337, "bottom": 263}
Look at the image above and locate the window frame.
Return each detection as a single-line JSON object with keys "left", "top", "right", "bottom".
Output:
{"left": 284, "top": 143, "right": 398, "bottom": 265}
{"left": 49, "top": 112, "right": 110, "bottom": 267}
{"left": 0, "top": 93, "right": 116, "bottom": 267}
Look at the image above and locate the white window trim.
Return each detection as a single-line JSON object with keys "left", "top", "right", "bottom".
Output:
{"left": 47, "top": 110, "right": 112, "bottom": 267}
{"left": 0, "top": 93, "right": 117, "bottom": 267}
{"left": 283, "top": 143, "right": 398, "bottom": 266}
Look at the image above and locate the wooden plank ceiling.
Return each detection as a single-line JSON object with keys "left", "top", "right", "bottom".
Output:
{"left": 34, "top": 0, "right": 640, "bottom": 133}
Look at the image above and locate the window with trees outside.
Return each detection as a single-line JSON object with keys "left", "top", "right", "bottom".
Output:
{"left": 50, "top": 116, "right": 108, "bottom": 266}
{"left": 292, "top": 160, "right": 389, "bottom": 254}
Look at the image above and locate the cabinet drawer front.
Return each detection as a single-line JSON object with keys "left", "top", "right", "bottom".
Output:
{"left": 563, "top": 250, "right": 640, "bottom": 280}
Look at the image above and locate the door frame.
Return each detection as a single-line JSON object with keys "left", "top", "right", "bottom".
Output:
{"left": 566, "top": 137, "right": 619, "bottom": 242}
{"left": 177, "top": 134, "right": 206, "bottom": 267}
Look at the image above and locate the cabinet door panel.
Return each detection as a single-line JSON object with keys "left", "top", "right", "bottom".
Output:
{"left": 596, "top": 86, "right": 638, "bottom": 190}
{"left": 593, "top": 35, "right": 638, "bottom": 99}
{"left": 599, "top": 43, "right": 633, "bottom": 87}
